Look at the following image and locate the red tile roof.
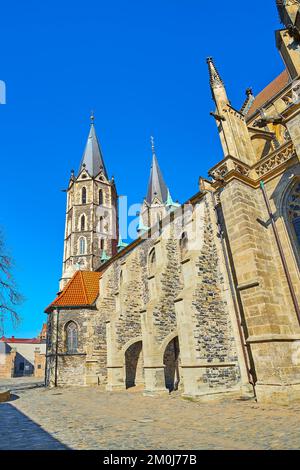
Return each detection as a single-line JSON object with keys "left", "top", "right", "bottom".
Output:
{"left": 247, "top": 70, "right": 290, "bottom": 117}
{"left": 45, "top": 271, "right": 101, "bottom": 313}
{"left": 0, "top": 336, "right": 42, "bottom": 344}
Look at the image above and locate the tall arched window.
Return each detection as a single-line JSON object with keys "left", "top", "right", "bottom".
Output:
{"left": 100, "top": 238, "right": 104, "bottom": 250}
{"left": 66, "top": 322, "right": 78, "bottom": 354}
{"left": 99, "top": 189, "right": 103, "bottom": 205}
{"left": 80, "top": 214, "right": 86, "bottom": 231}
{"left": 287, "top": 181, "right": 300, "bottom": 250}
{"left": 79, "top": 237, "right": 86, "bottom": 255}
{"left": 82, "top": 187, "right": 87, "bottom": 204}
{"left": 148, "top": 248, "right": 156, "bottom": 276}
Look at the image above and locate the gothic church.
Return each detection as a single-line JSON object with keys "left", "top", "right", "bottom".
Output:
{"left": 46, "top": 1, "right": 300, "bottom": 404}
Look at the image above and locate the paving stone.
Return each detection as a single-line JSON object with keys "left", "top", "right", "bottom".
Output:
{"left": 0, "top": 377, "right": 300, "bottom": 450}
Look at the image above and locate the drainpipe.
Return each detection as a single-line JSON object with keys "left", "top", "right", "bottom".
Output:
{"left": 44, "top": 320, "right": 49, "bottom": 387}
{"left": 260, "top": 180, "right": 300, "bottom": 325}
{"left": 54, "top": 309, "right": 60, "bottom": 387}
{"left": 211, "top": 191, "right": 256, "bottom": 394}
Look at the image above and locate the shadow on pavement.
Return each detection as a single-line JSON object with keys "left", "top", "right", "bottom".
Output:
{"left": 0, "top": 403, "right": 69, "bottom": 450}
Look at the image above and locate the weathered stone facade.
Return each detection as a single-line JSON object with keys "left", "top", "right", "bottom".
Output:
{"left": 46, "top": 1, "right": 300, "bottom": 404}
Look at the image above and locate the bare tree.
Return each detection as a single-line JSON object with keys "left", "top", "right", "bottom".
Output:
{"left": 0, "top": 231, "right": 23, "bottom": 336}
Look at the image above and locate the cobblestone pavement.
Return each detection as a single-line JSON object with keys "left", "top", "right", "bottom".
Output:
{"left": 1, "top": 378, "right": 300, "bottom": 450}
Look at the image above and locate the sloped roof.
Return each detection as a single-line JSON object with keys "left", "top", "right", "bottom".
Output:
{"left": 247, "top": 70, "right": 290, "bottom": 117}
{"left": 45, "top": 271, "right": 101, "bottom": 313}
{"left": 79, "top": 124, "right": 108, "bottom": 178}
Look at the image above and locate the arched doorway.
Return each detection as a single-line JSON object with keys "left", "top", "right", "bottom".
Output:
{"left": 125, "top": 341, "right": 144, "bottom": 389}
{"left": 163, "top": 336, "right": 181, "bottom": 392}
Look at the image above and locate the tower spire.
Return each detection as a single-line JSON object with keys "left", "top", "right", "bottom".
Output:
{"left": 207, "top": 57, "right": 229, "bottom": 109}
{"left": 146, "top": 136, "right": 168, "bottom": 204}
{"left": 78, "top": 115, "right": 108, "bottom": 179}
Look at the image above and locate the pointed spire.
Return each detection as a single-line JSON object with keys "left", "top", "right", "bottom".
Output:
{"left": 207, "top": 57, "right": 224, "bottom": 89}
{"left": 78, "top": 114, "right": 108, "bottom": 178}
{"left": 207, "top": 57, "right": 229, "bottom": 107}
{"left": 146, "top": 136, "right": 168, "bottom": 204}
{"left": 100, "top": 250, "right": 110, "bottom": 263}
{"left": 166, "top": 188, "right": 180, "bottom": 209}
{"left": 117, "top": 232, "right": 128, "bottom": 252}
{"left": 137, "top": 213, "right": 149, "bottom": 234}
{"left": 240, "top": 88, "right": 255, "bottom": 115}
{"left": 276, "top": 0, "right": 299, "bottom": 28}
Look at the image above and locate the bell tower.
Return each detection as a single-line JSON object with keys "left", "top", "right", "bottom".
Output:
{"left": 60, "top": 115, "right": 118, "bottom": 290}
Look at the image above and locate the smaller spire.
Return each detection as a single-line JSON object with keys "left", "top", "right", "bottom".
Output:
{"left": 166, "top": 188, "right": 180, "bottom": 209}
{"left": 240, "top": 88, "right": 255, "bottom": 115}
{"left": 206, "top": 57, "right": 229, "bottom": 108}
{"left": 137, "top": 213, "right": 149, "bottom": 234}
{"left": 207, "top": 57, "right": 224, "bottom": 89}
{"left": 117, "top": 232, "right": 128, "bottom": 252}
{"left": 101, "top": 250, "right": 110, "bottom": 263}
{"left": 146, "top": 137, "right": 169, "bottom": 204}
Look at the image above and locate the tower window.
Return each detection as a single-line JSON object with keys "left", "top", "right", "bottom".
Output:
{"left": 79, "top": 237, "right": 86, "bottom": 255}
{"left": 82, "top": 187, "right": 87, "bottom": 204}
{"left": 99, "top": 189, "right": 103, "bottom": 205}
{"left": 80, "top": 214, "right": 86, "bottom": 231}
{"left": 100, "top": 238, "right": 104, "bottom": 250}
{"left": 66, "top": 322, "right": 78, "bottom": 354}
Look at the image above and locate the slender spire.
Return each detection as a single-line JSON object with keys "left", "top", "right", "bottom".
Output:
{"left": 166, "top": 188, "right": 180, "bottom": 209}
{"left": 240, "top": 88, "right": 255, "bottom": 115}
{"left": 117, "top": 232, "right": 128, "bottom": 251}
{"left": 101, "top": 249, "right": 110, "bottom": 263}
{"left": 207, "top": 57, "right": 229, "bottom": 107}
{"left": 137, "top": 213, "right": 149, "bottom": 234}
{"left": 276, "top": 0, "right": 299, "bottom": 28}
{"left": 78, "top": 114, "right": 108, "bottom": 178}
{"left": 146, "top": 136, "right": 168, "bottom": 204}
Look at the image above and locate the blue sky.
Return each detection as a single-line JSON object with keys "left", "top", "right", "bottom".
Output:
{"left": 0, "top": 0, "right": 284, "bottom": 337}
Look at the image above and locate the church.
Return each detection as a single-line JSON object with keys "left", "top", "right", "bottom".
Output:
{"left": 45, "top": 1, "right": 300, "bottom": 404}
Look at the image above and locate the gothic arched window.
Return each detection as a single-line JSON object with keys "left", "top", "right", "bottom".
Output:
{"left": 79, "top": 237, "right": 86, "bottom": 255}
{"left": 66, "top": 322, "right": 78, "bottom": 354}
{"left": 287, "top": 181, "right": 300, "bottom": 250}
{"left": 148, "top": 248, "right": 156, "bottom": 276}
{"left": 82, "top": 187, "right": 87, "bottom": 204}
{"left": 80, "top": 214, "right": 86, "bottom": 231}
{"left": 99, "top": 189, "right": 103, "bottom": 205}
